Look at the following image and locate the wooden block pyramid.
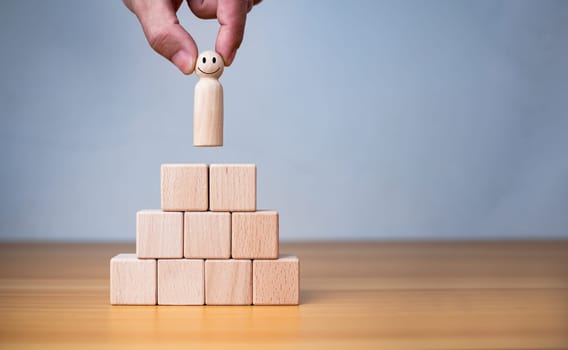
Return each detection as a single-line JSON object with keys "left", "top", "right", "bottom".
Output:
{"left": 110, "top": 164, "right": 300, "bottom": 305}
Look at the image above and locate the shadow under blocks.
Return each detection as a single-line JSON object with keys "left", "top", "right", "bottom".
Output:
{"left": 110, "top": 164, "right": 300, "bottom": 306}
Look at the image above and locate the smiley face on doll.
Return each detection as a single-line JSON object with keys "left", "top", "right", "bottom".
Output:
{"left": 195, "top": 51, "right": 224, "bottom": 79}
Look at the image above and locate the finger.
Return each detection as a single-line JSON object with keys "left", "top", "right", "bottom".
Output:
{"left": 246, "top": 0, "right": 253, "bottom": 12}
{"left": 187, "top": 0, "right": 217, "bottom": 19}
{"left": 129, "top": 0, "right": 198, "bottom": 74}
{"left": 215, "top": 0, "right": 248, "bottom": 66}
{"left": 187, "top": 0, "right": 258, "bottom": 18}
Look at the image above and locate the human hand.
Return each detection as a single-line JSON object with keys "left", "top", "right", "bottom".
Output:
{"left": 123, "top": 0, "right": 259, "bottom": 74}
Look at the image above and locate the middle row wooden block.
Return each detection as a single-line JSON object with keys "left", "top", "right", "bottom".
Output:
{"left": 137, "top": 210, "right": 279, "bottom": 259}
{"left": 185, "top": 212, "right": 231, "bottom": 259}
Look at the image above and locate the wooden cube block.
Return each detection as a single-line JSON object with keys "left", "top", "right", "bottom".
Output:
{"left": 161, "top": 164, "right": 208, "bottom": 211}
{"left": 137, "top": 210, "right": 183, "bottom": 258}
{"left": 158, "top": 259, "right": 204, "bottom": 305}
{"left": 184, "top": 212, "right": 231, "bottom": 259}
{"left": 110, "top": 254, "right": 156, "bottom": 305}
{"left": 232, "top": 211, "right": 278, "bottom": 259}
{"left": 205, "top": 260, "right": 252, "bottom": 305}
{"left": 209, "top": 164, "right": 256, "bottom": 212}
{"left": 253, "top": 255, "right": 300, "bottom": 305}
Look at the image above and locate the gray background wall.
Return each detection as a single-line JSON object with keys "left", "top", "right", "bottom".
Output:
{"left": 1, "top": 1, "right": 567, "bottom": 241}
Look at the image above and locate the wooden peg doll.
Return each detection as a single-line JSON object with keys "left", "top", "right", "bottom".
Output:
{"left": 193, "top": 51, "right": 224, "bottom": 147}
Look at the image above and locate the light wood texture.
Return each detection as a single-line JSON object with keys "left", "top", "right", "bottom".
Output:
{"left": 158, "top": 259, "right": 204, "bottom": 305}
{"left": 110, "top": 254, "right": 156, "bottom": 305}
{"left": 161, "top": 164, "right": 208, "bottom": 211}
{"left": 2, "top": 241, "right": 568, "bottom": 349}
{"left": 253, "top": 255, "right": 299, "bottom": 305}
{"left": 136, "top": 210, "right": 183, "bottom": 259}
{"left": 232, "top": 211, "right": 279, "bottom": 259}
{"left": 209, "top": 164, "right": 256, "bottom": 212}
{"left": 205, "top": 259, "right": 252, "bottom": 305}
{"left": 194, "top": 51, "right": 224, "bottom": 147}
{"left": 184, "top": 212, "right": 231, "bottom": 259}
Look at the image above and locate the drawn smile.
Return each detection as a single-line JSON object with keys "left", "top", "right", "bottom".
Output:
{"left": 198, "top": 67, "right": 221, "bottom": 75}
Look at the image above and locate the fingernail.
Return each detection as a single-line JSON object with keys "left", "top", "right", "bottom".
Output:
{"left": 225, "top": 50, "right": 236, "bottom": 66}
{"left": 172, "top": 50, "right": 194, "bottom": 74}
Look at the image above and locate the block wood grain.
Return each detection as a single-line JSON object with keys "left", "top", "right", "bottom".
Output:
{"left": 158, "top": 259, "right": 204, "bottom": 305}
{"left": 253, "top": 255, "right": 300, "bottom": 305}
{"left": 205, "top": 259, "right": 252, "bottom": 305}
{"left": 232, "top": 211, "right": 279, "bottom": 259}
{"left": 161, "top": 164, "right": 208, "bottom": 211}
{"left": 136, "top": 210, "right": 183, "bottom": 259}
{"left": 209, "top": 164, "right": 256, "bottom": 212}
{"left": 110, "top": 254, "right": 156, "bottom": 305}
{"left": 184, "top": 212, "right": 231, "bottom": 259}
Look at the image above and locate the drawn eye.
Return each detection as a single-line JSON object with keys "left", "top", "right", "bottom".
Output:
{"left": 212, "top": 57, "right": 217, "bottom": 64}
{"left": 202, "top": 57, "right": 206, "bottom": 64}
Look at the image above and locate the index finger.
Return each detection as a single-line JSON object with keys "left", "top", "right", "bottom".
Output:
{"left": 215, "top": 0, "right": 248, "bottom": 66}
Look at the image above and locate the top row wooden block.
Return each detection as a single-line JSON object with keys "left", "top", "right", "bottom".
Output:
{"left": 161, "top": 164, "right": 256, "bottom": 212}
{"left": 161, "top": 164, "right": 208, "bottom": 211}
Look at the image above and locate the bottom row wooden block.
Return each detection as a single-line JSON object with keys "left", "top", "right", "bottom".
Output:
{"left": 206, "top": 259, "right": 252, "bottom": 305}
{"left": 159, "top": 259, "right": 204, "bottom": 305}
{"left": 110, "top": 254, "right": 299, "bottom": 305}
{"left": 253, "top": 255, "right": 299, "bottom": 305}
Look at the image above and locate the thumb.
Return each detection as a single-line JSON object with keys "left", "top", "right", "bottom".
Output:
{"left": 131, "top": 0, "right": 198, "bottom": 74}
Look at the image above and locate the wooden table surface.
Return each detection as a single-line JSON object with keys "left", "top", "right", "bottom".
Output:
{"left": 1, "top": 241, "right": 567, "bottom": 349}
